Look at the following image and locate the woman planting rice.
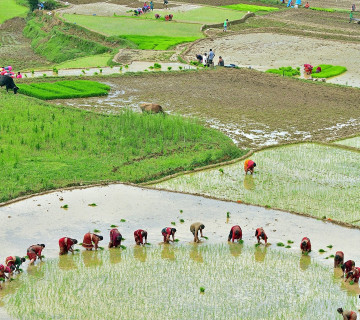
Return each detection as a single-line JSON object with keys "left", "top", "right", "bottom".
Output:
{"left": 255, "top": 227, "right": 267, "bottom": 244}
{"left": 162, "top": 227, "right": 176, "bottom": 243}
{"left": 244, "top": 159, "right": 256, "bottom": 175}
{"left": 59, "top": 237, "right": 78, "bottom": 255}
{"left": 300, "top": 237, "right": 311, "bottom": 254}
{"left": 345, "top": 266, "right": 360, "bottom": 283}
{"left": 0, "top": 264, "right": 10, "bottom": 288}
{"left": 134, "top": 229, "right": 147, "bottom": 245}
{"left": 342, "top": 260, "right": 355, "bottom": 276}
{"left": 334, "top": 251, "right": 344, "bottom": 268}
{"left": 27, "top": 244, "right": 45, "bottom": 265}
{"left": 190, "top": 222, "right": 205, "bottom": 243}
{"left": 109, "top": 228, "right": 122, "bottom": 248}
{"left": 82, "top": 233, "right": 103, "bottom": 251}
{"left": 228, "top": 225, "right": 242, "bottom": 243}
{"left": 5, "top": 256, "right": 26, "bottom": 273}
{"left": 337, "top": 308, "right": 357, "bottom": 319}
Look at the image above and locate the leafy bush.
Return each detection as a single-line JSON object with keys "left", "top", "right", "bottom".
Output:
{"left": 43, "top": 0, "right": 60, "bottom": 10}
{"left": 266, "top": 66, "right": 300, "bottom": 77}
{"left": 18, "top": 80, "right": 110, "bottom": 100}
{"left": 312, "top": 65, "right": 347, "bottom": 78}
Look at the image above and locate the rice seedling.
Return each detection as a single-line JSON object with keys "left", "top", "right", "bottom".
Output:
{"left": 329, "top": 255, "right": 335, "bottom": 258}
{"left": 154, "top": 63, "right": 161, "bottom": 69}
{"left": 180, "top": 219, "right": 185, "bottom": 223}
{"left": 61, "top": 204, "right": 68, "bottom": 209}
{"left": 327, "top": 245, "right": 333, "bottom": 249}
{"left": 203, "top": 236, "right": 209, "bottom": 240}
{"left": 120, "top": 219, "right": 126, "bottom": 223}
{"left": 287, "top": 240, "right": 294, "bottom": 244}
{"left": 174, "top": 239, "right": 180, "bottom": 242}
{"left": 227, "top": 212, "right": 230, "bottom": 218}
{"left": 74, "top": 249, "right": 80, "bottom": 252}
{"left": 285, "top": 245, "right": 291, "bottom": 249}
{"left": 98, "top": 247, "right": 104, "bottom": 250}
{"left": 120, "top": 245, "right": 126, "bottom": 249}
{"left": 277, "top": 242, "right": 285, "bottom": 247}
{"left": 171, "top": 222, "right": 176, "bottom": 225}
{"left": 350, "top": 281, "right": 355, "bottom": 285}
{"left": 154, "top": 143, "right": 360, "bottom": 226}
{"left": 110, "top": 225, "right": 118, "bottom": 228}
{"left": 180, "top": 210, "right": 183, "bottom": 213}
{"left": 219, "top": 168, "right": 224, "bottom": 174}
{"left": 319, "top": 249, "right": 326, "bottom": 253}
{"left": 312, "top": 65, "right": 347, "bottom": 79}
{"left": 239, "top": 240, "right": 244, "bottom": 244}
{"left": 200, "top": 287, "right": 205, "bottom": 293}
{"left": 88, "top": 203, "right": 97, "bottom": 207}
{"left": 3, "top": 244, "right": 357, "bottom": 319}
{"left": 179, "top": 66, "right": 183, "bottom": 70}
{"left": 167, "top": 67, "right": 172, "bottom": 71}
{"left": 93, "top": 229, "right": 101, "bottom": 233}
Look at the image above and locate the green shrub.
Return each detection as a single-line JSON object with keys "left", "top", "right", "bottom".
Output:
{"left": 18, "top": 80, "right": 110, "bottom": 100}
{"left": 312, "top": 65, "right": 347, "bottom": 78}
{"left": 266, "top": 66, "right": 300, "bottom": 77}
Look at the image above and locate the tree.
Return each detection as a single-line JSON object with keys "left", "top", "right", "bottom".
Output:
{"left": 28, "top": 0, "right": 39, "bottom": 11}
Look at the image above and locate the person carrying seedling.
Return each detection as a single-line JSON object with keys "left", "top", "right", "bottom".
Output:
{"left": 82, "top": 233, "right": 103, "bottom": 251}
{"left": 300, "top": 237, "right": 311, "bottom": 253}
{"left": 255, "top": 227, "right": 267, "bottom": 244}
{"left": 334, "top": 251, "right": 344, "bottom": 268}
{"left": 162, "top": 227, "right": 176, "bottom": 243}
{"left": 0, "top": 265, "right": 10, "bottom": 288}
{"left": 337, "top": 308, "right": 357, "bottom": 319}
{"left": 134, "top": 229, "right": 148, "bottom": 245}
{"left": 342, "top": 260, "right": 356, "bottom": 276}
{"left": 190, "top": 222, "right": 205, "bottom": 243}
{"left": 109, "top": 228, "right": 122, "bottom": 248}
{"left": 228, "top": 225, "right": 242, "bottom": 242}
{"left": 244, "top": 159, "right": 256, "bottom": 175}
{"left": 5, "top": 256, "right": 26, "bottom": 273}
{"left": 59, "top": 237, "right": 78, "bottom": 255}
{"left": 27, "top": 244, "right": 45, "bottom": 265}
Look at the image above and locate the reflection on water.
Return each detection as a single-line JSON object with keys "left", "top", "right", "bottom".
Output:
{"left": 255, "top": 246, "right": 267, "bottom": 263}
{"left": 27, "top": 261, "right": 46, "bottom": 278}
{"left": 244, "top": 175, "right": 255, "bottom": 191}
{"left": 58, "top": 254, "right": 77, "bottom": 271}
{"left": 161, "top": 244, "right": 176, "bottom": 261}
{"left": 134, "top": 246, "right": 147, "bottom": 263}
{"left": 299, "top": 255, "right": 311, "bottom": 271}
{"left": 229, "top": 242, "right": 243, "bottom": 258}
{"left": 82, "top": 250, "right": 103, "bottom": 268}
{"left": 189, "top": 244, "right": 203, "bottom": 263}
{"left": 110, "top": 248, "right": 122, "bottom": 264}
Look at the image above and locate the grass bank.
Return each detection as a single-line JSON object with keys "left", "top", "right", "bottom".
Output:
{"left": 3, "top": 244, "right": 356, "bottom": 319}
{"left": 153, "top": 143, "right": 360, "bottom": 225}
{"left": 0, "top": 93, "right": 243, "bottom": 202}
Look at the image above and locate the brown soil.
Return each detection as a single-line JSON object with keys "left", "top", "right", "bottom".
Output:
{"left": 53, "top": 68, "right": 360, "bottom": 148}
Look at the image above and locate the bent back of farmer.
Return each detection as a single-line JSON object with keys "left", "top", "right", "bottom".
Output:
{"left": 255, "top": 227, "right": 267, "bottom": 244}
{"left": 228, "top": 225, "right": 242, "bottom": 242}
{"left": 59, "top": 237, "right": 77, "bottom": 255}
{"left": 300, "top": 237, "right": 311, "bottom": 253}
{"left": 190, "top": 222, "right": 205, "bottom": 242}
{"left": 82, "top": 232, "right": 103, "bottom": 250}
{"left": 162, "top": 227, "right": 176, "bottom": 243}
{"left": 244, "top": 159, "right": 256, "bottom": 175}
{"left": 27, "top": 244, "right": 45, "bottom": 264}
{"left": 337, "top": 308, "right": 357, "bottom": 319}
{"left": 134, "top": 229, "right": 147, "bottom": 245}
{"left": 5, "top": 256, "right": 25, "bottom": 271}
{"left": 109, "top": 228, "right": 122, "bottom": 248}
{"left": 334, "top": 251, "right": 344, "bottom": 268}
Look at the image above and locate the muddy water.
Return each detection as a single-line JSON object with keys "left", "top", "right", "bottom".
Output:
{"left": 22, "top": 61, "right": 194, "bottom": 78}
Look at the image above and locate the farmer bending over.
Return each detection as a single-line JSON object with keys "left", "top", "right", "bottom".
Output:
{"left": 59, "top": 237, "right": 78, "bottom": 255}
{"left": 334, "top": 251, "right": 344, "bottom": 268}
{"left": 342, "top": 260, "right": 355, "bottom": 276}
{"left": 300, "top": 237, "right": 311, "bottom": 254}
{"left": 244, "top": 159, "right": 256, "bottom": 175}
{"left": 345, "top": 266, "right": 360, "bottom": 283}
{"left": 228, "top": 225, "right": 242, "bottom": 242}
{"left": 82, "top": 233, "right": 103, "bottom": 251}
{"left": 134, "top": 229, "right": 148, "bottom": 245}
{"left": 27, "top": 244, "right": 45, "bottom": 265}
{"left": 255, "top": 227, "right": 267, "bottom": 244}
{"left": 5, "top": 256, "right": 26, "bottom": 273}
{"left": 162, "top": 227, "right": 176, "bottom": 243}
{"left": 0, "top": 265, "right": 10, "bottom": 289}
{"left": 337, "top": 308, "right": 357, "bottom": 319}
{"left": 109, "top": 228, "right": 122, "bottom": 248}
{"left": 190, "top": 222, "right": 205, "bottom": 243}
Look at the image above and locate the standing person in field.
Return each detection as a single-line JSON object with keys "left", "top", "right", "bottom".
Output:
{"left": 108, "top": 228, "right": 122, "bottom": 248}
{"left": 27, "top": 244, "right": 45, "bottom": 265}
{"left": 337, "top": 308, "right": 357, "bottom": 319}
{"left": 208, "top": 49, "right": 215, "bottom": 67}
{"left": 223, "top": 19, "right": 228, "bottom": 32}
{"left": 342, "top": 260, "right": 355, "bottom": 276}
{"left": 244, "top": 159, "right": 256, "bottom": 175}
{"left": 134, "top": 229, "right": 148, "bottom": 245}
{"left": 300, "top": 237, "right": 311, "bottom": 254}
{"left": 190, "top": 222, "right": 205, "bottom": 243}
{"left": 334, "top": 251, "right": 344, "bottom": 268}
{"left": 82, "top": 232, "right": 103, "bottom": 251}
{"left": 228, "top": 225, "right": 242, "bottom": 242}
{"left": 203, "top": 53, "right": 208, "bottom": 67}
{"left": 162, "top": 227, "right": 176, "bottom": 243}
{"left": 59, "top": 237, "right": 78, "bottom": 255}
{"left": 150, "top": 1, "right": 154, "bottom": 10}
{"left": 5, "top": 256, "right": 26, "bottom": 273}
{"left": 255, "top": 227, "right": 267, "bottom": 244}
{"left": 163, "top": 0, "right": 168, "bottom": 9}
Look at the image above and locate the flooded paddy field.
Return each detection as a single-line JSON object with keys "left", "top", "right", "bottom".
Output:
{"left": 335, "top": 136, "right": 360, "bottom": 149}
{"left": 153, "top": 143, "right": 360, "bottom": 225}
{"left": 48, "top": 68, "right": 360, "bottom": 148}
{"left": 1, "top": 184, "right": 360, "bottom": 318}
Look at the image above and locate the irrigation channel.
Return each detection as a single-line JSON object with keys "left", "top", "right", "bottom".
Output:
{"left": 1, "top": 183, "right": 360, "bottom": 318}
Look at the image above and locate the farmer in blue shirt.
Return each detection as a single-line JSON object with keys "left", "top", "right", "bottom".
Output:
{"left": 208, "top": 49, "right": 215, "bottom": 66}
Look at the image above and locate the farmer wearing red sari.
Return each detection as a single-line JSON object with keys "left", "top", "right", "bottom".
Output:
{"left": 27, "top": 244, "right": 45, "bottom": 264}
{"left": 162, "top": 227, "right": 176, "bottom": 243}
{"left": 345, "top": 266, "right": 360, "bottom": 283}
{"left": 59, "top": 237, "right": 78, "bottom": 255}
{"left": 109, "top": 228, "right": 122, "bottom": 248}
{"left": 82, "top": 233, "right": 103, "bottom": 251}
{"left": 0, "top": 264, "right": 11, "bottom": 288}
{"left": 300, "top": 237, "right": 311, "bottom": 253}
{"left": 244, "top": 159, "right": 256, "bottom": 175}
{"left": 134, "top": 229, "right": 147, "bottom": 245}
{"left": 342, "top": 260, "right": 355, "bottom": 275}
{"left": 255, "top": 228, "right": 267, "bottom": 244}
{"left": 228, "top": 225, "right": 242, "bottom": 242}
{"left": 334, "top": 251, "right": 344, "bottom": 268}
{"left": 337, "top": 308, "right": 357, "bottom": 319}
{"left": 5, "top": 256, "right": 26, "bottom": 273}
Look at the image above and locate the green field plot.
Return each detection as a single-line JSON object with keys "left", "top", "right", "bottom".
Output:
{"left": 266, "top": 66, "right": 300, "bottom": 77}
{"left": 63, "top": 14, "right": 204, "bottom": 38}
{"left": 335, "top": 136, "right": 360, "bottom": 149}
{"left": 0, "top": 0, "right": 28, "bottom": 24}
{"left": 3, "top": 245, "right": 356, "bottom": 319}
{"left": 154, "top": 143, "right": 360, "bottom": 225}
{"left": 0, "top": 93, "right": 242, "bottom": 202}
{"left": 223, "top": 4, "right": 279, "bottom": 12}
{"left": 312, "top": 64, "right": 347, "bottom": 78}
{"left": 55, "top": 54, "right": 113, "bottom": 69}
{"left": 18, "top": 80, "right": 110, "bottom": 100}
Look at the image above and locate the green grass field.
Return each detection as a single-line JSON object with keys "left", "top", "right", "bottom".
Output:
{"left": 223, "top": 4, "right": 279, "bottom": 12}
{"left": 154, "top": 143, "right": 360, "bottom": 225}
{"left": 3, "top": 244, "right": 356, "bottom": 319}
{"left": 18, "top": 80, "right": 110, "bottom": 100}
{"left": 55, "top": 54, "right": 113, "bottom": 69}
{"left": 136, "top": 7, "right": 246, "bottom": 24}
{"left": 0, "top": 93, "right": 243, "bottom": 202}
{"left": 0, "top": 0, "right": 28, "bottom": 24}
{"left": 312, "top": 64, "right": 347, "bottom": 78}
{"left": 335, "top": 136, "right": 360, "bottom": 149}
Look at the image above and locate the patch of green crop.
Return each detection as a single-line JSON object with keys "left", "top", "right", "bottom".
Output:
{"left": 180, "top": 219, "right": 185, "bottom": 223}
{"left": 0, "top": 0, "right": 28, "bottom": 24}
{"left": 56, "top": 54, "right": 113, "bottom": 69}
{"left": 223, "top": 4, "right": 278, "bottom": 12}
{"left": 309, "top": 7, "right": 348, "bottom": 13}
{"left": 171, "top": 222, "right": 176, "bottom": 225}
{"left": 335, "top": 136, "right": 360, "bottom": 149}
{"left": 312, "top": 65, "right": 347, "bottom": 78}
{"left": 266, "top": 66, "right": 300, "bottom": 77}
{"left": 277, "top": 242, "right": 285, "bottom": 247}
{"left": 18, "top": 80, "right": 110, "bottom": 100}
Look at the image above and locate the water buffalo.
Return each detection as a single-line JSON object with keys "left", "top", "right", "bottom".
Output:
{"left": 0, "top": 75, "right": 18, "bottom": 94}
{"left": 140, "top": 103, "right": 164, "bottom": 114}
